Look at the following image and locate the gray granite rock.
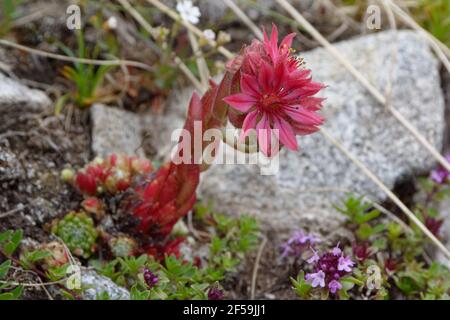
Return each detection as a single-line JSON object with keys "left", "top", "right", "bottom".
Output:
{"left": 145, "top": 31, "right": 446, "bottom": 235}
{"left": 197, "top": 0, "right": 315, "bottom": 23}
{"left": 0, "top": 73, "right": 51, "bottom": 112}
{"left": 81, "top": 268, "right": 130, "bottom": 300}
{"left": 0, "top": 146, "right": 23, "bottom": 182}
{"left": 0, "top": 72, "right": 43, "bottom": 184}
{"left": 90, "top": 103, "right": 144, "bottom": 157}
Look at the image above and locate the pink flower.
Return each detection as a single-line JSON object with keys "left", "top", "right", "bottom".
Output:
{"left": 281, "top": 230, "right": 320, "bottom": 258}
{"left": 328, "top": 280, "right": 342, "bottom": 294}
{"left": 332, "top": 243, "right": 342, "bottom": 256}
{"left": 302, "top": 244, "right": 355, "bottom": 295}
{"left": 307, "top": 248, "right": 320, "bottom": 264}
{"left": 430, "top": 154, "right": 450, "bottom": 184}
{"left": 305, "top": 270, "right": 326, "bottom": 288}
{"left": 143, "top": 268, "right": 158, "bottom": 288}
{"left": 224, "top": 24, "right": 325, "bottom": 156}
{"left": 338, "top": 256, "right": 354, "bottom": 272}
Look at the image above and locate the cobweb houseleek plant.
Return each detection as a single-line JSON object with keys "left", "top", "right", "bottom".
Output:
{"left": 122, "top": 24, "right": 325, "bottom": 245}
{"left": 64, "top": 25, "right": 325, "bottom": 259}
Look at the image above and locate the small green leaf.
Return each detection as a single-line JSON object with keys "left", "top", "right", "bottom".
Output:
{"left": 130, "top": 285, "right": 150, "bottom": 300}
{"left": 3, "top": 229, "right": 23, "bottom": 255}
{"left": 357, "top": 223, "right": 373, "bottom": 240}
{"left": 0, "top": 286, "right": 23, "bottom": 300}
{"left": 372, "top": 238, "right": 387, "bottom": 250}
{"left": 291, "top": 272, "right": 312, "bottom": 299}
{"left": 342, "top": 276, "right": 364, "bottom": 287}
{"left": 355, "top": 209, "right": 380, "bottom": 224}
{"left": 55, "top": 94, "right": 69, "bottom": 115}
{"left": 0, "top": 260, "right": 12, "bottom": 278}
{"left": 417, "top": 177, "right": 434, "bottom": 193}
{"left": 0, "top": 230, "right": 13, "bottom": 244}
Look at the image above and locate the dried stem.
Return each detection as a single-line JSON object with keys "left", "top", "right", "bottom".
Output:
{"left": 251, "top": 236, "right": 267, "bottom": 300}
{"left": 173, "top": 56, "right": 204, "bottom": 91}
{"left": 223, "top": 0, "right": 264, "bottom": 40}
{"left": 0, "top": 248, "right": 81, "bottom": 299}
{"left": 187, "top": 30, "right": 210, "bottom": 91}
{"left": 381, "top": 0, "right": 450, "bottom": 74}
{"left": 0, "top": 39, "right": 154, "bottom": 72}
{"left": 386, "top": 0, "right": 450, "bottom": 60}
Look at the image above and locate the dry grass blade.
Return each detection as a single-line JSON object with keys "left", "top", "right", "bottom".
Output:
{"left": 0, "top": 39, "right": 154, "bottom": 72}
{"left": 386, "top": 0, "right": 450, "bottom": 59}
{"left": 224, "top": 0, "right": 264, "bottom": 40}
{"left": 383, "top": 0, "right": 450, "bottom": 74}
{"left": 174, "top": 56, "right": 203, "bottom": 91}
{"left": 188, "top": 30, "right": 210, "bottom": 90}
{"left": 251, "top": 236, "right": 267, "bottom": 300}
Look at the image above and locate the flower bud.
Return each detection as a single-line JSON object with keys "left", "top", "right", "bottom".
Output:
{"left": 39, "top": 241, "right": 69, "bottom": 268}
{"left": 217, "top": 31, "right": 231, "bottom": 45}
{"left": 81, "top": 197, "right": 105, "bottom": 219}
{"left": 61, "top": 168, "right": 75, "bottom": 183}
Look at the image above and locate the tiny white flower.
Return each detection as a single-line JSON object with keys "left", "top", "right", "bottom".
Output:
{"left": 106, "top": 16, "right": 118, "bottom": 30}
{"left": 203, "top": 29, "right": 216, "bottom": 41}
{"left": 176, "top": 0, "right": 201, "bottom": 25}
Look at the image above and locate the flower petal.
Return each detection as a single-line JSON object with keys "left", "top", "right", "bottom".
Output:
{"left": 280, "top": 33, "right": 296, "bottom": 55}
{"left": 300, "top": 81, "right": 326, "bottom": 96}
{"left": 273, "top": 116, "right": 298, "bottom": 151}
{"left": 272, "top": 61, "right": 288, "bottom": 91}
{"left": 239, "top": 111, "right": 259, "bottom": 142}
{"left": 241, "top": 73, "right": 260, "bottom": 97}
{"left": 285, "top": 106, "right": 324, "bottom": 126}
{"left": 256, "top": 114, "right": 272, "bottom": 156}
{"left": 298, "top": 97, "right": 326, "bottom": 111}
{"left": 258, "top": 60, "right": 273, "bottom": 92}
{"left": 223, "top": 93, "right": 256, "bottom": 112}
{"left": 292, "top": 123, "right": 320, "bottom": 136}
{"left": 282, "top": 81, "right": 325, "bottom": 102}
{"left": 269, "top": 23, "right": 279, "bottom": 51}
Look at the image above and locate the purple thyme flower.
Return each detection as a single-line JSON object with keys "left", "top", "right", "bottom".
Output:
{"left": 332, "top": 243, "right": 342, "bottom": 256}
{"left": 328, "top": 280, "right": 342, "bottom": 294}
{"left": 338, "top": 256, "right": 355, "bottom": 272}
{"left": 303, "top": 244, "right": 355, "bottom": 295}
{"left": 143, "top": 268, "right": 158, "bottom": 288}
{"left": 305, "top": 270, "right": 326, "bottom": 288}
{"left": 307, "top": 248, "right": 320, "bottom": 264}
{"left": 208, "top": 287, "right": 224, "bottom": 300}
{"left": 431, "top": 168, "right": 448, "bottom": 184}
{"left": 430, "top": 154, "right": 450, "bottom": 184}
{"left": 281, "top": 230, "right": 320, "bottom": 258}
